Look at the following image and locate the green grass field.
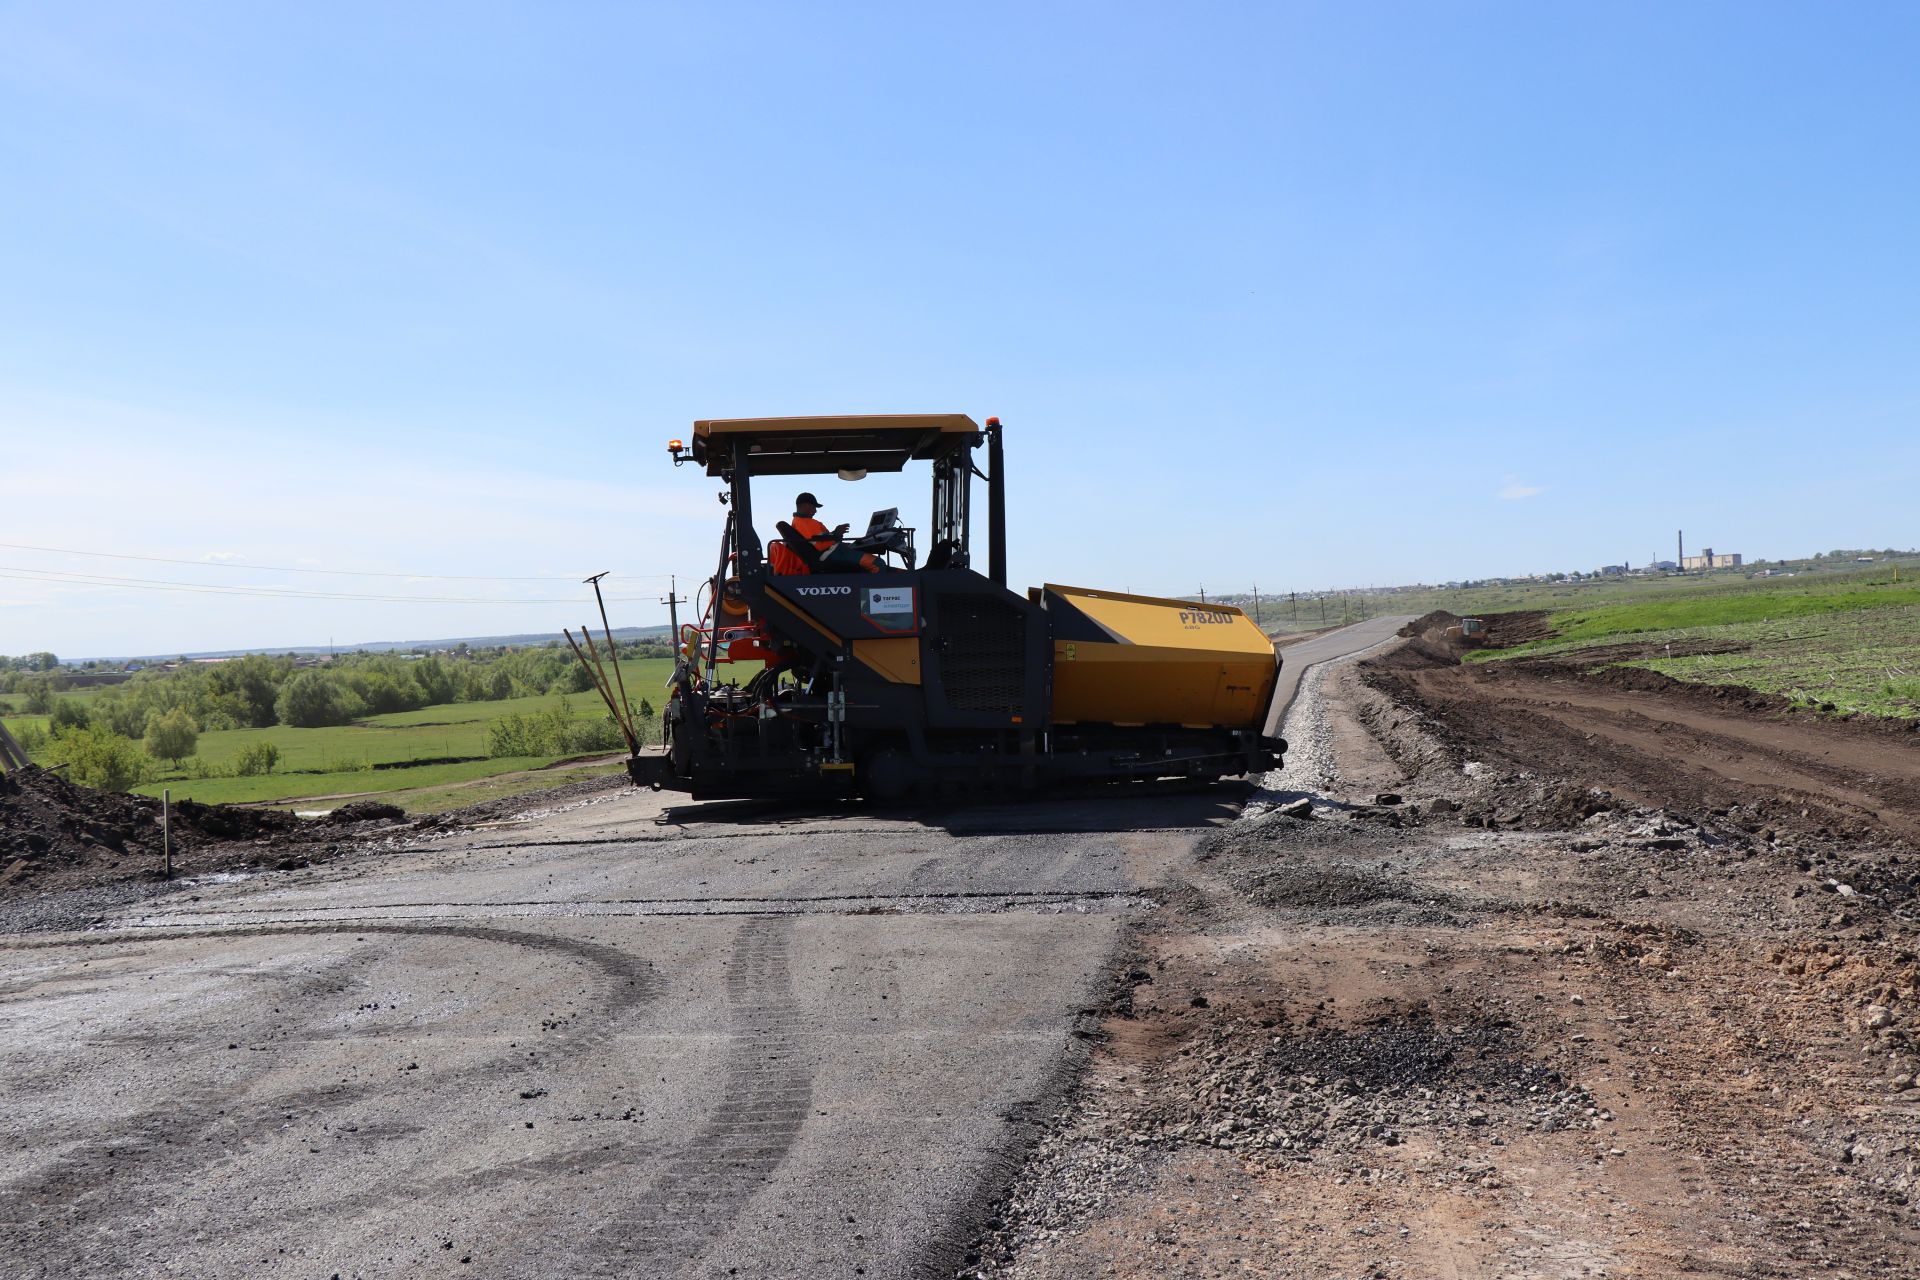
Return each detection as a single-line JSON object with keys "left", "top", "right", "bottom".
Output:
{"left": 1629, "top": 606, "right": 1920, "bottom": 718}
{"left": 1464, "top": 574, "right": 1920, "bottom": 719}
{"left": 4, "top": 657, "right": 675, "bottom": 809}
{"left": 1230, "top": 554, "right": 1920, "bottom": 636}
{"left": 139, "top": 755, "right": 561, "bottom": 806}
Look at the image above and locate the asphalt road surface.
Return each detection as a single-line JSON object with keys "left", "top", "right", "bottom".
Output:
{"left": 1264, "top": 614, "right": 1415, "bottom": 737}
{"left": 2, "top": 622, "right": 1410, "bottom": 1279}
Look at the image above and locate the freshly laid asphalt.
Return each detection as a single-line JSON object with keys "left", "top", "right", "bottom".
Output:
{"left": 1264, "top": 614, "right": 1416, "bottom": 738}
{"left": 1, "top": 620, "right": 1408, "bottom": 1279}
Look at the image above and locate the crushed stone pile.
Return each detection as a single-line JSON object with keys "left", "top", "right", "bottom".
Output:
{"left": 1145, "top": 1011, "right": 1601, "bottom": 1165}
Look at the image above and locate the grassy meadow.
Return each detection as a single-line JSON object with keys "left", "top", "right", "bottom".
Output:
{"left": 1463, "top": 570, "right": 1920, "bottom": 719}
{"left": 3, "top": 657, "right": 674, "bottom": 809}
{"left": 1229, "top": 552, "right": 1920, "bottom": 637}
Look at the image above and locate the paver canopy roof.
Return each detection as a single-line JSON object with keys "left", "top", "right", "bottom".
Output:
{"left": 689, "top": 414, "right": 981, "bottom": 476}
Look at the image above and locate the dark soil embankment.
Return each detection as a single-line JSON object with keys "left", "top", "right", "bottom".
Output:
{"left": 0, "top": 766, "right": 410, "bottom": 895}
{"left": 1362, "top": 617, "right": 1920, "bottom": 852}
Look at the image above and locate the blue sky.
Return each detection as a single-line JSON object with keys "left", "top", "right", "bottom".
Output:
{"left": 3, "top": 2, "right": 1916, "bottom": 656}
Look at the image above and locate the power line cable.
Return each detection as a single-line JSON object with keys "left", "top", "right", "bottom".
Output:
{"left": 0, "top": 541, "right": 673, "bottom": 582}
{"left": 0, "top": 567, "right": 656, "bottom": 606}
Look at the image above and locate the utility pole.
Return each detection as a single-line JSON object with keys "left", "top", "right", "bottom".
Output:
{"left": 1290, "top": 591, "right": 1297, "bottom": 622}
{"left": 1198, "top": 584, "right": 1207, "bottom": 604}
{"left": 661, "top": 575, "right": 687, "bottom": 650}
{"left": 1252, "top": 583, "right": 1261, "bottom": 626}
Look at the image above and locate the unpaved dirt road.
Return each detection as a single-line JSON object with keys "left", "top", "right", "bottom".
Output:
{"left": 967, "top": 629, "right": 1920, "bottom": 1279}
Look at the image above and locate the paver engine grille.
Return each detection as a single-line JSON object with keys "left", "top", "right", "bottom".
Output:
{"left": 938, "top": 595, "right": 1027, "bottom": 714}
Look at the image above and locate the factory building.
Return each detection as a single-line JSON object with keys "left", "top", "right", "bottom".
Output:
{"left": 1681, "top": 549, "right": 1742, "bottom": 570}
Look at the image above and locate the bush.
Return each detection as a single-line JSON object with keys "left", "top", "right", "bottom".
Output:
{"left": 43, "top": 725, "right": 150, "bottom": 790}
{"left": 486, "top": 699, "right": 626, "bottom": 758}
{"left": 344, "top": 672, "right": 423, "bottom": 716}
{"left": 143, "top": 707, "right": 200, "bottom": 767}
{"left": 11, "top": 721, "right": 47, "bottom": 755}
{"left": 21, "top": 681, "right": 54, "bottom": 714}
{"left": 276, "top": 671, "right": 364, "bottom": 728}
{"left": 89, "top": 694, "right": 151, "bottom": 739}
{"left": 48, "top": 698, "right": 91, "bottom": 736}
{"left": 233, "top": 741, "right": 280, "bottom": 776}
{"left": 412, "top": 655, "right": 458, "bottom": 706}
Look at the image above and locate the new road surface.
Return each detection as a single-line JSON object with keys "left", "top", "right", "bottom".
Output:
{"left": 2, "top": 620, "right": 1403, "bottom": 1279}
{"left": 1265, "top": 614, "right": 1414, "bottom": 737}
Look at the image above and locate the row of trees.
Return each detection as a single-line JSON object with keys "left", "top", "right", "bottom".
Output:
{"left": 6, "top": 640, "right": 669, "bottom": 741}
{"left": 5, "top": 640, "right": 671, "bottom": 788}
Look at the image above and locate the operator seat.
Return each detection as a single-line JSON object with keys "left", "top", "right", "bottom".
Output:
{"left": 775, "top": 521, "right": 880, "bottom": 574}
{"left": 771, "top": 522, "right": 825, "bottom": 575}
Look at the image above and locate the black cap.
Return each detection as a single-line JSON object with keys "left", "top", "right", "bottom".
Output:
{"left": 795, "top": 492, "right": 822, "bottom": 508}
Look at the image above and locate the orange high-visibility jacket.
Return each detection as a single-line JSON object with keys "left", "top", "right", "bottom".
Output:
{"left": 792, "top": 516, "right": 833, "bottom": 550}
{"left": 769, "top": 516, "right": 834, "bottom": 575}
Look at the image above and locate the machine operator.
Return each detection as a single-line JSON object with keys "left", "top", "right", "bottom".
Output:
{"left": 770, "top": 491, "right": 878, "bottom": 575}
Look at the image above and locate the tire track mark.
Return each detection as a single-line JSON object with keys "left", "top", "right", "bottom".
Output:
{"left": 0, "top": 923, "right": 663, "bottom": 1275}
{"left": 565, "top": 915, "right": 814, "bottom": 1277}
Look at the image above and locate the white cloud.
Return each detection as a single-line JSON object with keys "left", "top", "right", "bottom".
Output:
{"left": 1499, "top": 481, "right": 1545, "bottom": 500}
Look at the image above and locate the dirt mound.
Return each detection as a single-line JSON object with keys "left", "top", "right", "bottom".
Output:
{"left": 1368, "top": 636, "right": 1457, "bottom": 671}
{"left": 323, "top": 800, "right": 407, "bottom": 825}
{"left": 1, "top": 767, "right": 168, "bottom": 870}
{"left": 0, "top": 767, "right": 305, "bottom": 867}
{"left": 1232, "top": 860, "right": 1477, "bottom": 922}
{"left": 1399, "top": 609, "right": 1459, "bottom": 639}
{"left": 1480, "top": 610, "right": 1552, "bottom": 647}
{"left": 1392, "top": 610, "right": 1554, "bottom": 663}
{"left": 0, "top": 766, "right": 413, "bottom": 896}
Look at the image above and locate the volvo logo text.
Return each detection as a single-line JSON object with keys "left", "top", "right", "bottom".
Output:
{"left": 795, "top": 585, "right": 854, "bottom": 596}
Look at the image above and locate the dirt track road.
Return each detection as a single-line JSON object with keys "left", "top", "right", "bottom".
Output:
{"left": 966, "top": 631, "right": 1920, "bottom": 1279}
